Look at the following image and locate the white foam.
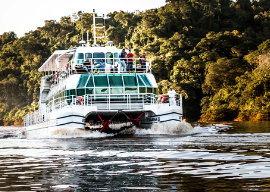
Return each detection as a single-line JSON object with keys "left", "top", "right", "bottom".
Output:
{"left": 24, "top": 121, "right": 194, "bottom": 138}
{"left": 136, "top": 121, "right": 193, "bottom": 135}
{"left": 26, "top": 128, "right": 113, "bottom": 139}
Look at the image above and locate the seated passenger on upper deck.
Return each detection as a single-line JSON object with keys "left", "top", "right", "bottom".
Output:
{"left": 95, "top": 59, "right": 105, "bottom": 72}
{"left": 83, "top": 59, "right": 91, "bottom": 73}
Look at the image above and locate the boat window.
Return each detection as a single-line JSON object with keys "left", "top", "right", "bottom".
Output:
{"left": 85, "top": 53, "right": 92, "bottom": 59}
{"left": 77, "top": 53, "right": 84, "bottom": 59}
{"left": 147, "top": 88, "right": 152, "bottom": 93}
{"left": 86, "top": 75, "right": 94, "bottom": 87}
{"left": 111, "top": 88, "right": 123, "bottom": 94}
{"left": 93, "top": 74, "right": 108, "bottom": 87}
{"left": 125, "top": 87, "right": 138, "bottom": 94}
{"left": 77, "top": 53, "right": 84, "bottom": 64}
{"left": 70, "top": 89, "right": 76, "bottom": 96}
{"left": 137, "top": 75, "right": 146, "bottom": 87}
{"left": 114, "top": 52, "right": 120, "bottom": 62}
{"left": 95, "top": 88, "right": 109, "bottom": 94}
{"left": 123, "top": 75, "right": 137, "bottom": 87}
{"left": 106, "top": 52, "right": 113, "bottom": 64}
{"left": 86, "top": 88, "right": 93, "bottom": 94}
{"left": 77, "top": 89, "right": 85, "bottom": 96}
{"left": 77, "top": 75, "right": 89, "bottom": 88}
{"left": 108, "top": 75, "right": 123, "bottom": 87}
{"left": 154, "top": 88, "right": 158, "bottom": 95}
{"left": 139, "top": 87, "right": 146, "bottom": 93}
{"left": 93, "top": 52, "right": 105, "bottom": 64}
{"left": 65, "top": 91, "right": 72, "bottom": 104}
{"left": 139, "top": 74, "right": 152, "bottom": 87}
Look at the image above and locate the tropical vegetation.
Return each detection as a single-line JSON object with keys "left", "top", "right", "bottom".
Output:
{"left": 0, "top": 0, "right": 269, "bottom": 125}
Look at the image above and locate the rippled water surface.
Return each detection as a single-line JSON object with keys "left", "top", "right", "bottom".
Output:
{"left": 1, "top": 121, "right": 270, "bottom": 191}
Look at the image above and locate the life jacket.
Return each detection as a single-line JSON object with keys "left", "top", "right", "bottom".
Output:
{"left": 78, "top": 97, "right": 83, "bottom": 105}
{"left": 160, "top": 95, "right": 166, "bottom": 103}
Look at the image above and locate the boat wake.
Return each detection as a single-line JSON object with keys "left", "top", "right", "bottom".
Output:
{"left": 22, "top": 121, "right": 194, "bottom": 139}
{"left": 136, "top": 121, "right": 193, "bottom": 135}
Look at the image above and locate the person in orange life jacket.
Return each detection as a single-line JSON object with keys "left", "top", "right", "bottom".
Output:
{"left": 126, "top": 50, "right": 134, "bottom": 72}
{"left": 119, "top": 49, "right": 127, "bottom": 72}
{"left": 167, "top": 87, "right": 178, "bottom": 106}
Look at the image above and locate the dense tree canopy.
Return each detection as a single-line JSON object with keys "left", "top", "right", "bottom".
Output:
{"left": 0, "top": 0, "right": 269, "bottom": 125}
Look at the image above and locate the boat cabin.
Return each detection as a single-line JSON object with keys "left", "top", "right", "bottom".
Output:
{"left": 38, "top": 46, "right": 157, "bottom": 110}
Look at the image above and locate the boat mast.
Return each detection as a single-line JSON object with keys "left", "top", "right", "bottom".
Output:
{"left": 93, "top": 9, "right": 106, "bottom": 46}
{"left": 93, "top": 9, "right": 96, "bottom": 45}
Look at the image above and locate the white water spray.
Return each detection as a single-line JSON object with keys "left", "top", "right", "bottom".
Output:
{"left": 136, "top": 121, "right": 193, "bottom": 135}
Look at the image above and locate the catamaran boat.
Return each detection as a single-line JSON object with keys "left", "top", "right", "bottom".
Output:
{"left": 23, "top": 11, "right": 183, "bottom": 137}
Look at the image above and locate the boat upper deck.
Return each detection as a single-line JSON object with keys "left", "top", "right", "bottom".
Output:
{"left": 38, "top": 46, "right": 151, "bottom": 75}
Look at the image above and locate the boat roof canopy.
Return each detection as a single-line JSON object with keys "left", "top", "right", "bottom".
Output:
{"left": 38, "top": 46, "right": 121, "bottom": 72}
{"left": 38, "top": 50, "right": 74, "bottom": 72}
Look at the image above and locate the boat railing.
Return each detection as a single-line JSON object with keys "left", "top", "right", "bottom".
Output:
{"left": 24, "top": 93, "right": 183, "bottom": 126}
{"left": 47, "top": 58, "right": 151, "bottom": 84}
{"left": 72, "top": 57, "right": 151, "bottom": 74}
{"left": 24, "top": 109, "right": 49, "bottom": 127}
{"left": 156, "top": 94, "right": 183, "bottom": 106}
{"left": 24, "top": 93, "right": 157, "bottom": 126}
{"left": 47, "top": 93, "right": 157, "bottom": 111}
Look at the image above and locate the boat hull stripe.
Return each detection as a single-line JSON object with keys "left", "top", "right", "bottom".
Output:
{"left": 159, "top": 119, "right": 182, "bottom": 123}
{"left": 56, "top": 121, "right": 85, "bottom": 126}
{"left": 56, "top": 115, "right": 85, "bottom": 119}
{"left": 151, "top": 112, "right": 182, "bottom": 117}
{"left": 141, "top": 119, "right": 182, "bottom": 124}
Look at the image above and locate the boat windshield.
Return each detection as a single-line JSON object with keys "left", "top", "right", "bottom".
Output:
{"left": 106, "top": 52, "right": 113, "bottom": 64}
{"left": 114, "top": 52, "right": 120, "bottom": 63}
{"left": 77, "top": 53, "right": 84, "bottom": 64}
{"left": 93, "top": 52, "right": 105, "bottom": 64}
{"left": 85, "top": 53, "right": 92, "bottom": 59}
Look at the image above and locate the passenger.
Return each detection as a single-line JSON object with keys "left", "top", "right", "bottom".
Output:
{"left": 83, "top": 59, "right": 91, "bottom": 73}
{"left": 95, "top": 59, "right": 105, "bottom": 72}
{"left": 119, "top": 49, "right": 127, "bottom": 72}
{"left": 140, "top": 54, "right": 146, "bottom": 73}
{"left": 127, "top": 49, "right": 134, "bottom": 72}
{"left": 84, "top": 65, "right": 89, "bottom": 73}
{"left": 167, "top": 87, "right": 178, "bottom": 106}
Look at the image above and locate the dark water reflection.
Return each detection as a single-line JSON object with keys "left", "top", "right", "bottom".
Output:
{"left": 1, "top": 122, "right": 270, "bottom": 191}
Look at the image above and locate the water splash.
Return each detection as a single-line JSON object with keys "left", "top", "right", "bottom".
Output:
{"left": 26, "top": 127, "right": 112, "bottom": 139}
{"left": 136, "top": 121, "right": 193, "bottom": 135}
{"left": 21, "top": 121, "right": 195, "bottom": 138}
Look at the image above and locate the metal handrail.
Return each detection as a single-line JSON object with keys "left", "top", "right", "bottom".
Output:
{"left": 24, "top": 93, "right": 159, "bottom": 126}
{"left": 73, "top": 58, "right": 151, "bottom": 73}
{"left": 24, "top": 93, "right": 183, "bottom": 126}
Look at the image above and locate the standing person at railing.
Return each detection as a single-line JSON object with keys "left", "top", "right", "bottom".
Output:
{"left": 127, "top": 49, "right": 134, "bottom": 72}
{"left": 119, "top": 49, "right": 127, "bottom": 72}
{"left": 167, "top": 87, "right": 178, "bottom": 106}
{"left": 139, "top": 54, "right": 146, "bottom": 73}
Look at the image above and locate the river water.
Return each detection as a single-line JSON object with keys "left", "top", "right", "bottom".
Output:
{"left": 0, "top": 121, "right": 270, "bottom": 191}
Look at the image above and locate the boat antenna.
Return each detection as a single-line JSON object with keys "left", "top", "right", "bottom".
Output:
{"left": 86, "top": 30, "right": 90, "bottom": 46}
{"left": 92, "top": 9, "right": 106, "bottom": 46}
{"left": 79, "top": 12, "right": 86, "bottom": 46}
{"left": 93, "top": 9, "right": 96, "bottom": 45}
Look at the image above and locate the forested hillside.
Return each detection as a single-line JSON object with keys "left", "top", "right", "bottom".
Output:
{"left": 0, "top": 0, "right": 269, "bottom": 125}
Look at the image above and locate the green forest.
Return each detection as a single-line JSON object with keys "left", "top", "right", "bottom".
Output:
{"left": 0, "top": 0, "right": 269, "bottom": 125}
